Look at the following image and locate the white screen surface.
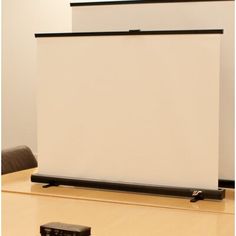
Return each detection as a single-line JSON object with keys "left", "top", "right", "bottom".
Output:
{"left": 37, "top": 34, "right": 220, "bottom": 190}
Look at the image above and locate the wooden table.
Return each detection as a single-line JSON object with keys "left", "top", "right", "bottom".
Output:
{"left": 2, "top": 169, "right": 235, "bottom": 236}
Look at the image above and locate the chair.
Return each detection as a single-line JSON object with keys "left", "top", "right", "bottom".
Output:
{"left": 2, "top": 145, "right": 38, "bottom": 175}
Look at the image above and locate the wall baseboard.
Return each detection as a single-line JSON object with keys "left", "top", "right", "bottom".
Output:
{"left": 218, "top": 179, "right": 235, "bottom": 188}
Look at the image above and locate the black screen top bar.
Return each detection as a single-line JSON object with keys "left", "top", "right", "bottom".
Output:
{"left": 70, "top": 0, "right": 233, "bottom": 7}
{"left": 35, "top": 29, "right": 223, "bottom": 38}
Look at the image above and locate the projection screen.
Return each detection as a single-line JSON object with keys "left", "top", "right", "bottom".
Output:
{"left": 36, "top": 31, "right": 221, "bottom": 190}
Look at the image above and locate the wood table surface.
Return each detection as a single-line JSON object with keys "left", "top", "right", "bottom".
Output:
{"left": 2, "top": 169, "right": 234, "bottom": 236}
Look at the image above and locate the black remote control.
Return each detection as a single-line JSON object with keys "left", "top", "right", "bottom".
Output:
{"left": 40, "top": 222, "right": 91, "bottom": 236}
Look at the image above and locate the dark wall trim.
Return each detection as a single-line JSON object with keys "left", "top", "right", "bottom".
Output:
{"left": 31, "top": 173, "right": 225, "bottom": 200}
{"left": 70, "top": 0, "right": 234, "bottom": 7}
{"left": 35, "top": 29, "right": 223, "bottom": 38}
{"left": 219, "top": 179, "right": 235, "bottom": 188}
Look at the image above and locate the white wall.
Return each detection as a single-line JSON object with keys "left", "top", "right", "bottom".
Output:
{"left": 2, "top": 0, "right": 234, "bottom": 180}
{"left": 2, "top": 0, "right": 72, "bottom": 154}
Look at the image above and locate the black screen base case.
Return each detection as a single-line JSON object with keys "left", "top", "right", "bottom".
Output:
{"left": 31, "top": 173, "right": 225, "bottom": 202}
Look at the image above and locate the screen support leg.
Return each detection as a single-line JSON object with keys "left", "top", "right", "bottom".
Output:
{"left": 42, "top": 182, "right": 59, "bottom": 188}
